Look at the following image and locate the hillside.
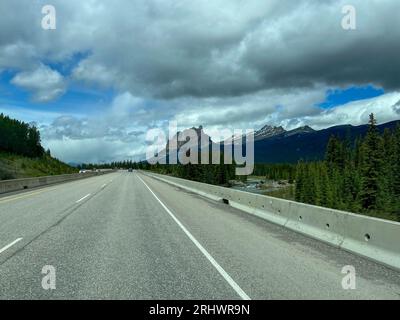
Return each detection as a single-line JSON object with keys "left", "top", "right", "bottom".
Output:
{"left": 0, "top": 113, "right": 77, "bottom": 180}
{"left": 254, "top": 120, "right": 400, "bottom": 163}
{"left": 0, "top": 152, "right": 77, "bottom": 180}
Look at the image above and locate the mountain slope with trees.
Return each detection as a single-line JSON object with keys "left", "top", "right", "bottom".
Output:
{"left": 295, "top": 114, "right": 400, "bottom": 221}
{"left": 254, "top": 120, "right": 400, "bottom": 163}
{"left": 0, "top": 113, "right": 76, "bottom": 180}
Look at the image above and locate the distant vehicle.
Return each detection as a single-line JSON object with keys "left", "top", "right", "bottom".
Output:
{"left": 79, "top": 170, "right": 88, "bottom": 174}
{"left": 128, "top": 168, "right": 133, "bottom": 172}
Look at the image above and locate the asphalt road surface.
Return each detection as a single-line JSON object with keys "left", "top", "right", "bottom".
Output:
{"left": 0, "top": 171, "right": 399, "bottom": 300}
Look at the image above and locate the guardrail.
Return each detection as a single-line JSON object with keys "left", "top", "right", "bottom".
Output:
{"left": 0, "top": 170, "right": 114, "bottom": 194}
{"left": 142, "top": 171, "right": 400, "bottom": 272}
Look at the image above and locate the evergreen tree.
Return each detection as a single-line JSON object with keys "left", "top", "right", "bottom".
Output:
{"left": 0, "top": 113, "right": 44, "bottom": 158}
{"left": 295, "top": 161, "right": 306, "bottom": 202}
{"left": 392, "top": 125, "right": 400, "bottom": 217}
{"left": 359, "top": 114, "right": 383, "bottom": 211}
{"left": 326, "top": 135, "right": 346, "bottom": 172}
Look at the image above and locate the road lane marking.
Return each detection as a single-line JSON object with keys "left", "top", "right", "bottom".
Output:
{"left": 136, "top": 174, "right": 251, "bottom": 300}
{"left": 0, "top": 173, "right": 116, "bottom": 204}
{"left": 101, "top": 184, "right": 107, "bottom": 189}
{"left": 0, "top": 188, "right": 59, "bottom": 204}
{"left": 0, "top": 238, "right": 23, "bottom": 254}
{"left": 76, "top": 194, "right": 91, "bottom": 203}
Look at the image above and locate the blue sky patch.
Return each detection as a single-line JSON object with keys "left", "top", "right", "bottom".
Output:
{"left": 0, "top": 70, "right": 114, "bottom": 116}
{"left": 318, "top": 85, "right": 384, "bottom": 109}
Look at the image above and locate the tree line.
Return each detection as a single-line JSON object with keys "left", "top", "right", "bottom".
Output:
{"left": 295, "top": 114, "right": 400, "bottom": 221}
{"left": 147, "top": 162, "right": 236, "bottom": 186}
{"left": 79, "top": 160, "right": 149, "bottom": 171}
{"left": 81, "top": 113, "right": 399, "bottom": 221}
{"left": 0, "top": 113, "right": 44, "bottom": 158}
{"left": 81, "top": 156, "right": 236, "bottom": 186}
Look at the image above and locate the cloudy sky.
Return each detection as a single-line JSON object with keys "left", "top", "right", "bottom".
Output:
{"left": 1, "top": 0, "right": 400, "bottom": 163}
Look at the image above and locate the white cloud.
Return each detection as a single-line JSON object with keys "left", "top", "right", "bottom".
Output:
{"left": 72, "top": 60, "right": 119, "bottom": 88}
{"left": 45, "top": 137, "right": 147, "bottom": 163}
{"left": 35, "top": 91, "right": 400, "bottom": 162}
{"left": 1, "top": 1, "right": 400, "bottom": 163}
{"left": 289, "top": 92, "right": 400, "bottom": 130}
{"left": 2, "top": 0, "right": 400, "bottom": 98}
{"left": 172, "top": 87, "right": 327, "bottom": 130}
{"left": 0, "top": 42, "right": 38, "bottom": 70}
{"left": 11, "top": 64, "right": 66, "bottom": 102}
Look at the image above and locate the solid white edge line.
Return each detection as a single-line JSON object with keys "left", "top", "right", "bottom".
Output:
{"left": 136, "top": 174, "right": 251, "bottom": 300}
{"left": 0, "top": 238, "right": 23, "bottom": 254}
{"left": 76, "top": 193, "right": 91, "bottom": 203}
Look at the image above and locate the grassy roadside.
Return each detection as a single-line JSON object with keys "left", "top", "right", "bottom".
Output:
{"left": 0, "top": 152, "right": 77, "bottom": 180}
{"left": 263, "top": 185, "right": 295, "bottom": 201}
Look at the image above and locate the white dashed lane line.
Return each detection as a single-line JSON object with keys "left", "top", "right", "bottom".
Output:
{"left": 76, "top": 194, "right": 91, "bottom": 203}
{"left": 0, "top": 238, "right": 23, "bottom": 255}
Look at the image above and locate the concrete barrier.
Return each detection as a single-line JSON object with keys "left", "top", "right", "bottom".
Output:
{"left": 0, "top": 170, "right": 114, "bottom": 194}
{"left": 142, "top": 171, "right": 400, "bottom": 271}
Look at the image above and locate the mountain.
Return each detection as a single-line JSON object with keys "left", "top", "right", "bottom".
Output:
{"left": 166, "top": 126, "right": 212, "bottom": 151}
{"left": 283, "top": 125, "right": 315, "bottom": 137}
{"left": 254, "top": 125, "right": 286, "bottom": 141}
{"left": 234, "top": 124, "right": 315, "bottom": 143}
{"left": 254, "top": 120, "right": 400, "bottom": 163}
{"left": 151, "top": 126, "right": 217, "bottom": 163}
{"left": 149, "top": 119, "right": 400, "bottom": 165}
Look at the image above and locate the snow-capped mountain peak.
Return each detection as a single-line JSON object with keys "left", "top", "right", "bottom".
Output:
{"left": 254, "top": 125, "right": 286, "bottom": 140}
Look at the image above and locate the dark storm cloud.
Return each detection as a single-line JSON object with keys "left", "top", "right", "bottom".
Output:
{"left": 243, "top": 36, "right": 400, "bottom": 91}
{"left": 2, "top": 0, "right": 400, "bottom": 100}
{"left": 2, "top": 0, "right": 400, "bottom": 163}
{"left": 72, "top": 0, "right": 400, "bottom": 98}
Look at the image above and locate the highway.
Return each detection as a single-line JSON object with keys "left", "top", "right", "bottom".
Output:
{"left": 0, "top": 171, "right": 399, "bottom": 300}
